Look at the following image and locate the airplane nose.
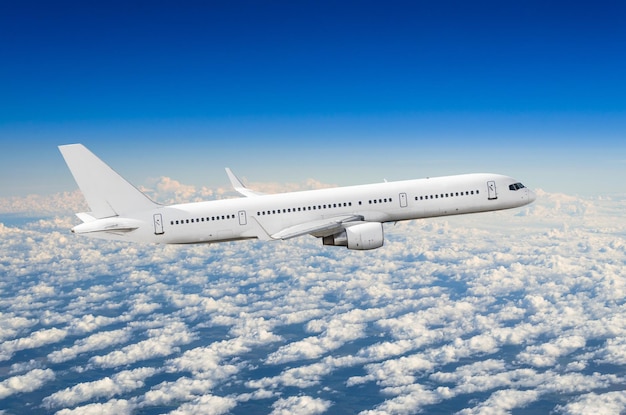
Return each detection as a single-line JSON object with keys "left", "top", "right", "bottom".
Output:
{"left": 527, "top": 189, "right": 537, "bottom": 203}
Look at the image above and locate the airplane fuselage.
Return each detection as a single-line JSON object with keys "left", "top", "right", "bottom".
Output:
{"left": 60, "top": 144, "right": 535, "bottom": 250}
{"left": 78, "top": 173, "right": 534, "bottom": 246}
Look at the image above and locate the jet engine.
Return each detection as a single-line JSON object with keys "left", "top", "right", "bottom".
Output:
{"left": 322, "top": 222, "right": 384, "bottom": 250}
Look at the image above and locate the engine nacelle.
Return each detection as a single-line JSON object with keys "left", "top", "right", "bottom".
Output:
{"left": 323, "top": 222, "right": 384, "bottom": 250}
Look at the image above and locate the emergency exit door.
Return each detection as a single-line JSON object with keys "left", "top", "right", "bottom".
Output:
{"left": 153, "top": 213, "right": 164, "bottom": 235}
{"left": 399, "top": 193, "right": 408, "bottom": 208}
{"left": 238, "top": 210, "right": 247, "bottom": 225}
{"left": 487, "top": 181, "right": 498, "bottom": 200}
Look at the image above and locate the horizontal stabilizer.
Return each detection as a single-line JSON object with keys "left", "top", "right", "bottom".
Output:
{"left": 71, "top": 217, "right": 142, "bottom": 235}
{"left": 76, "top": 212, "right": 97, "bottom": 223}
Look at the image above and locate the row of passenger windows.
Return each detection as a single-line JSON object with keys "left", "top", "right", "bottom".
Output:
{"left": 168, "top": 188, "right": 486, "bottom": 225}
{"left": 415, "top": 189, "right": 479, "bottom": 201}
{"left": 170, "top": 214, "right": 236, "bottom": 226}
{"left": 256, "top": 195, "right": 398, "bottom": 216}
{"left": 368, "top": 197, "right": 392, "bottom": 204}
{"left": 258, "top": 201, "right": 354, "bottom": 216}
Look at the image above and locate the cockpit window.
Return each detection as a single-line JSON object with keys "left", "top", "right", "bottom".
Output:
{"left": 509, "top": 182, "right": 526, "bottom": 191}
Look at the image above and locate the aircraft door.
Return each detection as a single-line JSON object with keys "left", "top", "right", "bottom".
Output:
{"left": 399, "top": 193, "right": 408, "bottom": 208}
{"left": 153, "top": 213, "right": 164, "bottom": 235}
{"left": 238, "top": 210, "right": 247, "bottom": 225}
{"left": 487, "top": 181, "right": 497, "bottom": 200}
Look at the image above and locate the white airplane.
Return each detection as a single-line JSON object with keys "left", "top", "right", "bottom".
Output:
{"left": 59, "top": 144, "right": 536, "bottom": 250}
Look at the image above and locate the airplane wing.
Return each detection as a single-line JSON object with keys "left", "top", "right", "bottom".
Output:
{"left": 269, "top": 214, "right": 364, "bottom": 240}
{"left": 225, "top": 168, "right": 265, "bottom": 197}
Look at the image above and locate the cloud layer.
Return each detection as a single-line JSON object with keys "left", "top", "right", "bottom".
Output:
{"left": 0, "top": 185, "right": 625, "bottom": 414}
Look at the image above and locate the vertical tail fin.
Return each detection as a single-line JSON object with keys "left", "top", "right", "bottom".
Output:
{"left": 58, "top": 144, "right": 158, "bottom": 218}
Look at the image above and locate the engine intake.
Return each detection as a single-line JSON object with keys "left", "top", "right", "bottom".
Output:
{"left": 323, "top": 222, "right": 384, "bottom": 250}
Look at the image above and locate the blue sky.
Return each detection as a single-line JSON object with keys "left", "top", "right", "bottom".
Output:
{"left": 1, "top": 1, "right": 625, "bottom": 197}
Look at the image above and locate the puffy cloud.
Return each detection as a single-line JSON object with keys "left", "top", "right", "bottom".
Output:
{"left": 54, "top": 399, "right": 135, "bottom": 415}
{"left": 556, "top": 391, "right": 626, "bottom": 415}
{"left": 0, "top": 368, "right": 55, "bottom": 399}
{"left": 0, "top": 190, "right": 86, "bottom": 216}
{"left": 360, "top": 384, "right": 441, "bottom": 415}
{"left": 43, "top": 367, "right": 159, "bottom": 409}
{"left": 517, "top": 335, "right": 587, "bottom": 367}
{"left": 0, "top": 327, "right": 67, "bottom": 361}
{"left": 89, "top": 321, "right": 195, "bottom": 368}
{"left": 48, "top": 328, "right": 133, "bottom": 363}
{"left": 167, "top": 394, "right": 237, "bottom": 415}
{"left": 265, "top": 320, "right": 366, "bottom": 364}
{"left": 9, "top": 358, "right": 43, "bottom": 375}
{"left": 0, "top": 313, "right": 36, "bottom": 342}
{"left": 457, "top": 389, "right": 540, "bottom": 415}
{"left": 141, "top": 177, "right": 207, "bottom": 204}
{"left": 165, "top": 340, "right": 248, "bottom": 376}
{"left": 248, "top": 360, "right": 335, "bottom": 389}
{"left": 142, "top": 378, "right": 227, "bottom": 407}
{"left": 270, "top": 395, "right": 332, "bottom": 415}
{"left": 595, "top": 337, "right": 626, "bottom": 365}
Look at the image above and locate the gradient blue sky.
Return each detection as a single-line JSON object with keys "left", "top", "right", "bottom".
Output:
{"left": 1, "top": 1, "right": 625, "bottom": 197}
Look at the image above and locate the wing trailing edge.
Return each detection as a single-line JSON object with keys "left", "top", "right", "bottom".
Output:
{"left": 270, "top": 215, "right": 364, "bottom": 240}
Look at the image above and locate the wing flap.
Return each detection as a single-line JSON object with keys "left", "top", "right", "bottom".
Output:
{"left": 271, "top": 215, "right": 363, "bottom": 240}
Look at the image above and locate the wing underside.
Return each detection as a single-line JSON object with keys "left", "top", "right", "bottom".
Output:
{"left": 267, "top": 215, "right": 364, "bottom": 240}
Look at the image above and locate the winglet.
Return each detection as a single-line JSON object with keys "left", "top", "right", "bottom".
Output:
{"left": 225, "top": 168, "right": 265, "bottom": 197}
